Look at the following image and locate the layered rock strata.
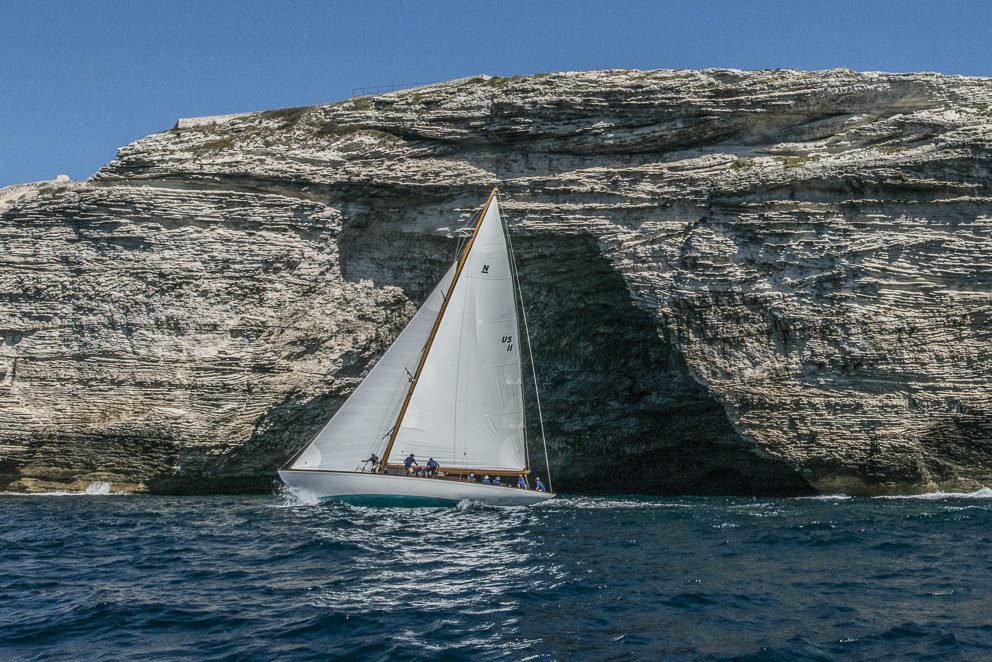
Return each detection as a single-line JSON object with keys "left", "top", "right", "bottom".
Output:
{"left": 2, "top": 68, "right": 992, "bottom": 495}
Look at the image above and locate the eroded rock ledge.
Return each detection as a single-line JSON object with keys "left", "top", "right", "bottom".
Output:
{"left": 2, "top": 68, "right": 992, "bottom": 496}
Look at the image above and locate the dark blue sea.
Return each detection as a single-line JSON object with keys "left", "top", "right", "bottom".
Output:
{"left": 3, "top": 486, "right": 992, "bottom": 661}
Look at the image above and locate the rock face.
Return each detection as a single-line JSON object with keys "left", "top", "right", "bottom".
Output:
{"left": 3, "top": 68, "right": 992, "bottom": 496}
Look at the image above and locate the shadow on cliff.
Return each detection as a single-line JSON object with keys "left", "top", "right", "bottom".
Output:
{"left": 144, "top": 389, "right": 352, "bottom": 496}
{"left": 337, "top": 211, "right": 815, "bottom": 497}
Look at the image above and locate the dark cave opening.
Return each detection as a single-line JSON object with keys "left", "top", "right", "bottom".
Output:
{"left": 337, "top": 213, "right": 814, "bottom": 497}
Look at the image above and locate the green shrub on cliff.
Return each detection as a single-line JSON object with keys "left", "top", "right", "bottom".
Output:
{"left": 261, "top": 106, "right": 309, "bottom": 127}
{"left": 196, "top": 137, "right": 235, "bottom": 153}
{"left": 730, "top": 159, "right": 757, "bottom": 170}
{"left": 351, "top": 97, "right": 374, "bottom": 111}
{"left": 777, "top": 155, "right": 821, "bottom": 168}
{"left": 485, "top": 75, "right": 526, "bottom": 89}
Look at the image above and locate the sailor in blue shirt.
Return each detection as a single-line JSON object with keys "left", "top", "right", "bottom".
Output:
{"left": 404, "top": 453, "right": 418, "bottom": 475}
{"left": 535, "top": 477, "right": 546, "bottom": 492}
{"left": 493, "top": 476, "right": 501, "bottom": 486}
{"left": 517, "top": 475, "right": 527, "bottom": 489}
{"left": 468, "top": 473, "right": 476, "bottom": 482}
{"left": 482, "top": 475, "right": 491, "bottom": 485}
{"left": 426, "top": 457, "right": 439, "bottom": 476}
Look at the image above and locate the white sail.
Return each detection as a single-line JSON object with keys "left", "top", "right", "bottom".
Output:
{"left": 387, "top": 198, "right": 527, "bottom": 472}
{"left": 290, "top": 264, "right": 457, "bottom": 471}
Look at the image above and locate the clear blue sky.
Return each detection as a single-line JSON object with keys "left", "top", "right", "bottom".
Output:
{"left": 3, "top": 0, "right": 991, "bottom": 189}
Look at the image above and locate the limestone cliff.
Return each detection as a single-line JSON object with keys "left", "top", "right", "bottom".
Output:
{"left": 3, "top": 68, "right": 992, "bottom": 496}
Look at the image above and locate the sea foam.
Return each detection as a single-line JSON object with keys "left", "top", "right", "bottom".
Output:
{"left": 271, "top": 483, "right": 321, "bottom": 507}
{"left": 876, "top": 486, "right": 992, "bottom": 500}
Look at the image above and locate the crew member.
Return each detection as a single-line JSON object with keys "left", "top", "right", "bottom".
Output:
{"left": 404, "top": 453, "right": 419, "bottom": 475}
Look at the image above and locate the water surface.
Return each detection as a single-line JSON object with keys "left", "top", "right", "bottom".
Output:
{"left": 2, "top": 488, "right": 992, "bottom": 660}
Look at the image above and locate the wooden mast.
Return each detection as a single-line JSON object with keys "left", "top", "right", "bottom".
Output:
{"left": 378, "top": 188, "right": 499, "bottom": 469}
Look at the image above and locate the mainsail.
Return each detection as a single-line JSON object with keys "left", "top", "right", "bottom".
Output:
{"left": 388, "top": 196, "right": 526, "bottom": 471}
{"left": 290, "top": 193, "right": 527, "bottom": 474}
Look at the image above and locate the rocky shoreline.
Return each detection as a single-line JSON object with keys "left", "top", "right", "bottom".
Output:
{"left": 2, "top": 68, "right": 992, "bottom": 496}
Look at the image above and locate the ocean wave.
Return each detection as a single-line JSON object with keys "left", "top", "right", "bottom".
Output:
{"left": 797, "top": 494, "right": 854, "bottom": 500}
{"left": 269, "top": 484, "right": 321, "bottom": 507}
{"left": 3, "top": 481, "right": 121, "bottom": 497}
{"left": 3, "top": 492, "right": 992, "bottom": 660}
{"left": 875, "top": 487, "right": 992, "bottom": 500}
{"left": 552, "top": 496, "right": 692, "bottom": 510}
{"left": 84, "top": 481, "right": 112, "bottom": 495}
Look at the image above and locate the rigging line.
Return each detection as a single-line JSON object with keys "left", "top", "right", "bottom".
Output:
{"left": 498, "top": 191, "right": 530, "bottom": 474}
{"left": 503, "top": 200, "right": 553, "bottom": 493}
{"left": 451, "top": 204, "right": 482, "bottom": 262}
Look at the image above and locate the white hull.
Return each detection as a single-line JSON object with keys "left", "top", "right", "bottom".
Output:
{"left": 279, "top": 469, "right": 554, "bottom": 506}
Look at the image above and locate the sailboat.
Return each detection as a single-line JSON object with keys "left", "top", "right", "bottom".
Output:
{"left": 279, "top": 189, "right": 555, "bottom": 506}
